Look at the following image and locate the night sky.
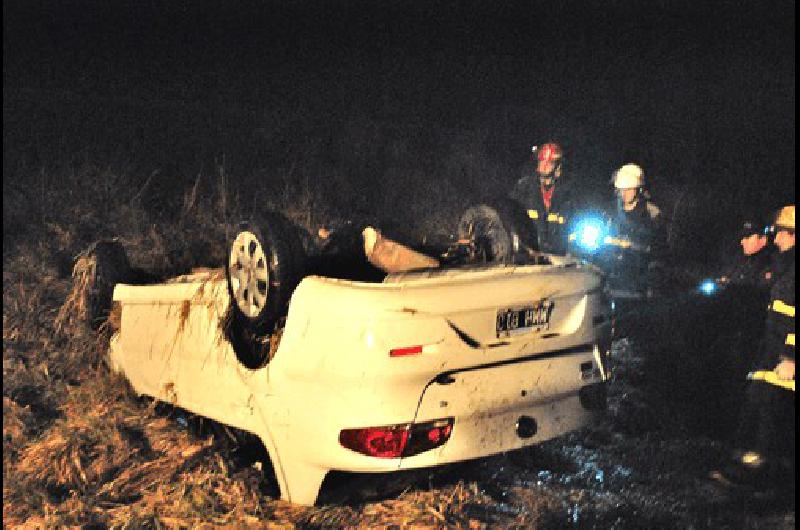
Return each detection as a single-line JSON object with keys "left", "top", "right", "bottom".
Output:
{"left": 3, "top": 0, "right": 795, "bottom": 236}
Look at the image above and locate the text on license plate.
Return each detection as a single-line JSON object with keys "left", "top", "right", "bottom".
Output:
{"left": 496, "top": 301, "right": 554, "bottom": 337}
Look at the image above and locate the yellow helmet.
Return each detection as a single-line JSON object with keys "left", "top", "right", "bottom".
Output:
{"left": 775, "top": 205, "right": 795, "bottom": 230}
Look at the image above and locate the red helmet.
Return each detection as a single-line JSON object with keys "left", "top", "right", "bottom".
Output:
{"left": 534, "top": 142, "right": 563, "bottom": 163}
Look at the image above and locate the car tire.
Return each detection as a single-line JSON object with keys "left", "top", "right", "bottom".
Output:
{"left": 86, "top": 240, "right": 132, "bottom": 329}
{"left": 457, "top": 199, "right": 538, "bottom": 263}
{"left": 225, "top": 213, "right": 305, "bottom": 368}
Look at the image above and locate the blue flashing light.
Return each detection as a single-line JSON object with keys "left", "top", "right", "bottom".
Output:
{"left": 699, "top": 279, "right": 718, "bottom": 296}
{"left": 572, "top": 217, "right": 607, "bottom": 252}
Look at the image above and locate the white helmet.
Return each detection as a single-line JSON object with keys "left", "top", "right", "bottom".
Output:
{"left": 613, "top": 163, "right": 644, "bottom": 189}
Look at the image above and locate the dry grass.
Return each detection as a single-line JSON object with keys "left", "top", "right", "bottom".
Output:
{"left": 54, "top": 254, "right": 96, "bottom": 335}
{"left": 3, "top": 396, "right": 33, "bottom": 452}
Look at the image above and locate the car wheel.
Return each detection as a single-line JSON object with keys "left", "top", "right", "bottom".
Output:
{"left": 86, "top": 240, "right": 132, "bottom": 329}
{"left": 457, "top": 204, "right": 512, "bottom": 262}
{"left": 457, "top": 199, "right": 538, "bottom": 263}
{"left": 225, "top": 213, "right": 305, "bottom": 368}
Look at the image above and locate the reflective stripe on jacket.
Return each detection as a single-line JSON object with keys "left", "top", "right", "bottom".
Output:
{"left": 763, "top": 248, "right": 795, "bottom": 364}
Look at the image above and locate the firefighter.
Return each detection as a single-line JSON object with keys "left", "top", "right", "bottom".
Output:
{"left": 712, "top": 218, "right": 775, "bottom": 437}
{"left": 712, "top": 205, "right": 795, "bottom": 490}
{"left": 610, "top": 163, "right": 667, "bottom": 295}
{"left": 716, "top": 216, "right": 775, "bottom": 344}
{"left": 612, "top": 163, "right": 665, "bottom": 249}
{"left": 510, "top": 142, "right": 573, "bottom": 255}
{"left": 719, "top": 218, "right": 773, "bottom": 287}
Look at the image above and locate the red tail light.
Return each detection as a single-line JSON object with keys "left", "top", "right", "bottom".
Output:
{"left": 339, "top": 425, "right": 410, "bottom": 458}
{"left": 339, "top": 418, "right": 454, "bottom": 458}
{"left": 389, "top": 345, "right": 423, "bottom": 357}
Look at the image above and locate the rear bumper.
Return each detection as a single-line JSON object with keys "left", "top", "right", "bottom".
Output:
{"left": 317, "top": 383, "right": 607, "bottom": 504}
{"left": 294, "top": 348, "right": 607, "bottom": 475}
{"left": 399, "top": 386, "right": 604, "bottom": 471}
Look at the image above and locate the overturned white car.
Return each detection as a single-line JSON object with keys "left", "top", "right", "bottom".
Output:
{"left": 105, "top": 209, "right": 612, "bottom": 506}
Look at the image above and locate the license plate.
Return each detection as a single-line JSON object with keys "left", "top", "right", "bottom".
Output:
{"left": 496, "top": 300, "right": 554, "bottom": 338}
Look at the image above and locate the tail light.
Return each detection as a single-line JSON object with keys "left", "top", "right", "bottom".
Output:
{"left": 389, "top": 345, "right": 423, "bottom": 357}
{"left": 339, "top": 418, "right": 454, "bottom": 459}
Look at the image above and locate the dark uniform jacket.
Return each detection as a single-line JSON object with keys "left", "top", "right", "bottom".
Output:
{"left": 719, "top": 247, "right": 774, "bottom": 346}
{"left": 760, "top": 247, "right": 795, "bottom": 368}
{"left": 722, "top": 249, "right": 774, "bottom": 288}
{"left": 510, "top": 175, "right": 574, "bottom": 255}
{"left": 605, "top": 197, "right": 667, "bottom": 294}
{"left": 614, "top": 197, "right": 667, "bottom": 257}
{"left": 720, "top": 245, "right": 774, "bottom": 310}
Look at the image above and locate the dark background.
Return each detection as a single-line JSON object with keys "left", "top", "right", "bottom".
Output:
{"left": 3, "top": 0, "right": 795, "bottom": 262}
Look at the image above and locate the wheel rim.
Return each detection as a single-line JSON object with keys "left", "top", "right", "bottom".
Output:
{"left": 229, "top": 231, "right": 269, "bottom": 319}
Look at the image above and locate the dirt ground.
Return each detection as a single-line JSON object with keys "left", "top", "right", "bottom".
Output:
{"left": 3, "top": 254, "right": 795, "bottom": 528}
